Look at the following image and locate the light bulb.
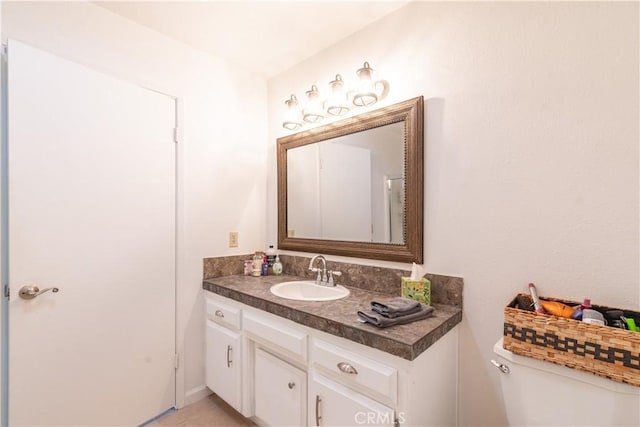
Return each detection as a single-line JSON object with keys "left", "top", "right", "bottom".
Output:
{"left": 303, "top": 85, "right": 324, "bottom": 123}
{"left": 353, "top": 62, "right": 378, "bottom": 107}
{"left": 283, "top": 95, "right": 302, "bottom": 130}
{"left": 326, "top": 74, "right": 350, "bottom": 116}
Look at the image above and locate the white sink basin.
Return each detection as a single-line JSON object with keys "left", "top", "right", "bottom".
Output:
{"left": 270, "top": 280, "right": 350, "bottom": 301}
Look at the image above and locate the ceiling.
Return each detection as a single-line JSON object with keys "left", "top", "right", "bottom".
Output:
{"left": 95, "top": 1, "right": 410, "bottom": 79}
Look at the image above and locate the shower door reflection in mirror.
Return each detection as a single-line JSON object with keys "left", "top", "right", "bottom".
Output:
{"left": 386, "top": 175, "right": 405, "bottom": 244}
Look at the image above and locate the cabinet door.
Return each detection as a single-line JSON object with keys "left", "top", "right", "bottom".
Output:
{"left": 309, "top": 372, "right": 395, "bottom": 427}
{"left": 254, "top": 348, "right": 307, "bottom": 427}
{"left": 206, "top": 319, "right": 242, "bottom": 412}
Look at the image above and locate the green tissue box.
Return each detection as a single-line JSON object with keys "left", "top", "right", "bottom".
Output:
{"left": 401, "top": 277, "right": 431, "bottom": 305}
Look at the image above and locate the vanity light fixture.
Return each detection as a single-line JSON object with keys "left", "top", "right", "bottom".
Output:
{"left": 325, "top": 74, "right": 350, "bottom": 116}
{"left": 282, "top": 61, "right": 389, "bottom": 131}
{"left": 353, "top": 61, "right": 378, "bottom": 107}
{"left": 283, "top": 95, "right": 303, "bottom": 131}
{"left": 302, "top": 85, "right": 324, "bottom": 123}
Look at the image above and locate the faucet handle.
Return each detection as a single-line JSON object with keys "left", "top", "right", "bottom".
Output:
{"left": 311, "top": 267, "right": 323, "bottom": 283}
{"left": 327, "top": 270, "right": 342, "bottom": 286}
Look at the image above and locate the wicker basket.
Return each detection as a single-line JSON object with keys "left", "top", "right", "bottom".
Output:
{"left": 503, "top": 294, "right": 640, "bottom": 387}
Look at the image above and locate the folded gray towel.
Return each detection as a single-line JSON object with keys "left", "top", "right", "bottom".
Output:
{"left": 357, "top": 304, "right": 435, "bottom": 328}
{"left": 372, "top": 302, "right": 421, "bottom": 318}
{"left": 371, "top": 297, "right": 420, "bottom": 318}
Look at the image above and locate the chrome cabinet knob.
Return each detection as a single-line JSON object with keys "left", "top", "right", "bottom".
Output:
{"left": 337, "top": 362, "right": 358, "bottom": 374}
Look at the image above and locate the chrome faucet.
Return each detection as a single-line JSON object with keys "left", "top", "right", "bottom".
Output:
{"left": 308, "top": 255, "right": 341, "bottom": 286}
{"left": 308, "top": 255, "right": 327, "bottom": 285}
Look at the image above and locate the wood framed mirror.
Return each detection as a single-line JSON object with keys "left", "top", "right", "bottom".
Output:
{"left": 277, "top": 96, "right": 423, "bottom": 263}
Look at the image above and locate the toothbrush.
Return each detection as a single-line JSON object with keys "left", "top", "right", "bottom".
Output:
{"left": 529, "top": 283, "right": 546, "bottom": 314}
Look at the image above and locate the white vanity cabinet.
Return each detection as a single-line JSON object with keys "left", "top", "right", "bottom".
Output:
{"left": 254, "top": 347, "right": 306, "bottom": 426}
{"left": 244, "top": 311, "right": 308, "bottom": 426}
{"left": 205, "top": 297, "right": 242, "bottom": 413}
{"left": 204, "top": 291, "right": 459, "bottom": 427}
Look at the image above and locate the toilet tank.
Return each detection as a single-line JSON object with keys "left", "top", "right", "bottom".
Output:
{"left": 493, "top": 338, "right": 640, "bottom": 426}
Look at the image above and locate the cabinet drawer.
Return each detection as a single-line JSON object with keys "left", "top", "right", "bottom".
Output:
{"left": 205, "top": 297, "right": 241, "bottom": 330}
{"left": 311, "top": 339, "right": 398, "bottom": 404}
{"left": 243, "top": 312, "right": 308, "bottom": 360}
{"left": 309, "top": 372, "right": 395, "bottom": 427}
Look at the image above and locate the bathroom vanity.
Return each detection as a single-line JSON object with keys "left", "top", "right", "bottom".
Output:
{"left": 202, "top": 95, "right": 459, "bottom": 426}
{"left": 203, "top": 273, "right": 462, "bottom": 427}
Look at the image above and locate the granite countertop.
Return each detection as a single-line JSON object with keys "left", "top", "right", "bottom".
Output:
{"left": 203, "top": 274, "right": 462, "bottom": 361}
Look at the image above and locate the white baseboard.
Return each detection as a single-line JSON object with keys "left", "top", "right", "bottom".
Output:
{"left": 184, "top": 384, "right": 212, "bottom": 406}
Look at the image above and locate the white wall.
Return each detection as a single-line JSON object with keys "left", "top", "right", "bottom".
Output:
{"left": 267, "top": 2, "right": 639, "bottom": 425}
{"left": 2, "top": 1, "right": 267, "bottom": 407}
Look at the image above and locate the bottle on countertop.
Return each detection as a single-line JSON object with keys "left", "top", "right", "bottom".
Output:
{"left": 571, "top": 298, "right": 591, "bottom": 321}
{"left": 261, "top": 255, "right": 269, "bottom": 276}
{"left": 266, "top": 245, "right": 277, "bottom": 267}
{"left": 252, "top": 251, "right": 263, "bottom": 277}
{"left": 243, "top": 259, "right": 253, "bottom": 276}
{"left": 272, "top": 255, "right": 283, "bottom": 275}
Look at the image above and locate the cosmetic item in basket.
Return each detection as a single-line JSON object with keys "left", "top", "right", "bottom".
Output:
{"left": 582, "top": 309, "right": 606, "bottom": 326}
{"left": 605, "top": 310, "right": 626, "bottom": 329}
{"left": 539, "top": 300, "right": 575, "bottom": 318}
{"left": 571, "top": 298, "right": 591, "bottom": 320}
{"left": 528, "top": 283, "right": 545, "bottom": 314}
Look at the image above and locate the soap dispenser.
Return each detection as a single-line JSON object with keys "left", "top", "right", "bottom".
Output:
{"left": 272, "top": 255, "right": 283, "bottom": 275}
{"left": 266, "top": 245, "right": 277, "bottom": 268}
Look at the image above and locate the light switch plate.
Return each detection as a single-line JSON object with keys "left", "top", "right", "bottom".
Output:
{"left": 229, "top": 232, "right": 238, "bottom": 247}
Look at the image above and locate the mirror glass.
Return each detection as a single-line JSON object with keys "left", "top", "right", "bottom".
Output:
{"left": 286, "top": 122, "right": 404, "bottom": 244}
{"left": 278, "top": 96, "right": 423, "bottom": 263}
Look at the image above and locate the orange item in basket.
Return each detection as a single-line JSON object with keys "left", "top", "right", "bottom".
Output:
{"left": 539, "top": 300, "right": 576, "bottom": 318}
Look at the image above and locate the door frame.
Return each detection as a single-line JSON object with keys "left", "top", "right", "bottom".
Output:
{"left": 0, "top": 41, "right": 185, "bottom": 423}
{"left": 1, "top": 41, "right": 8, "bottom": 427}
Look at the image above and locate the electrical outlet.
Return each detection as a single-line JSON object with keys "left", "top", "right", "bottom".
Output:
{"left": 229, "top": 232, "right": 238, "bottom": 248}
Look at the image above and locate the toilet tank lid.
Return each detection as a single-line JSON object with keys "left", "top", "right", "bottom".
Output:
{"left": 493, "top": 338, "right": 640, "bottom": 395}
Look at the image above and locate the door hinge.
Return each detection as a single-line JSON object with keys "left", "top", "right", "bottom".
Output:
{"left": 173, "top": 127, "right": 179, "bottom": 144}
{"left": 4, "top": 284, "right": 9, "bottom": 299}
{"left": 174, "top": 353, "right": 179, "bottom": 369}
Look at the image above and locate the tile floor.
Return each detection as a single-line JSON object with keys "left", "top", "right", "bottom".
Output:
{"left": 150, "top": 394, "right": 255, "bottom": 427}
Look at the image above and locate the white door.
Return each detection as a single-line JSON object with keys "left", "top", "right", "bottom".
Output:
{"left": 319, "top": 143, "right": 372, "bottom": 241}
{"left": 6, "top": 40, "right": 176, "bottom": 426}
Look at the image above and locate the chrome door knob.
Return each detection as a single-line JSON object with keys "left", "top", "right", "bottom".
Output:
{"left": 18, "top": 285, "right": 59, "bottom": 300}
